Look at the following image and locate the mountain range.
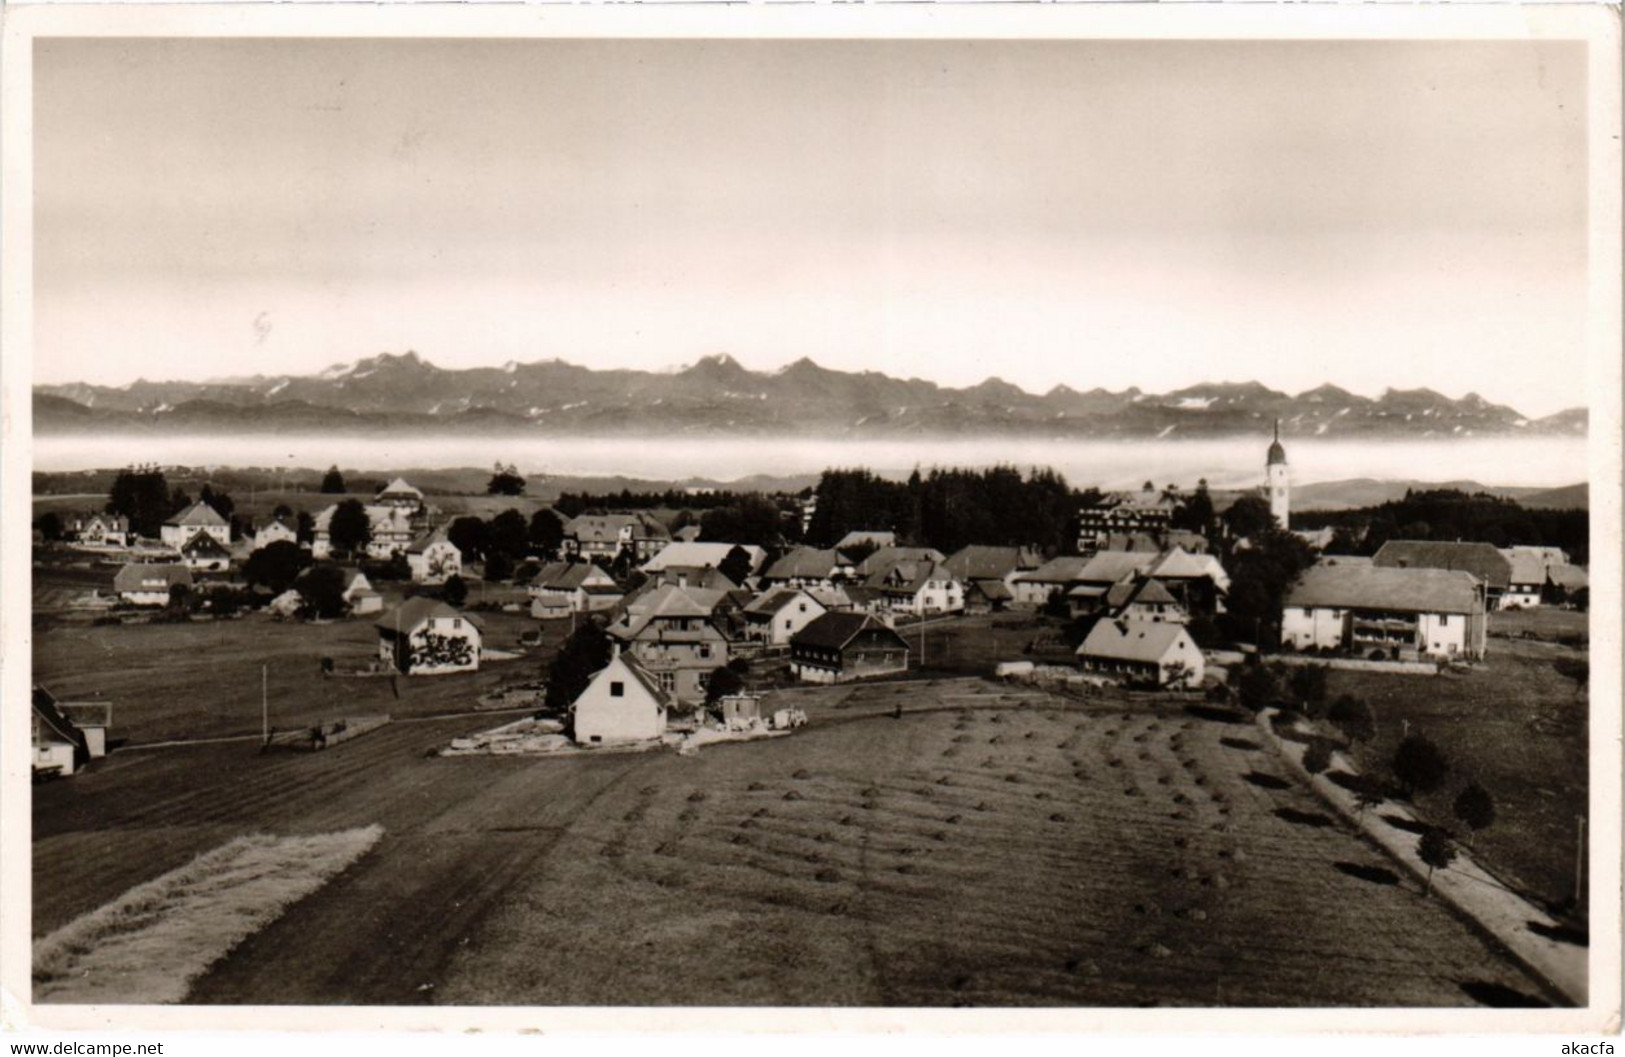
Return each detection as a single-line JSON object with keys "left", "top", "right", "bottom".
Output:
{"left": 35, "top": 352, "right": 1586, "bottom": 440}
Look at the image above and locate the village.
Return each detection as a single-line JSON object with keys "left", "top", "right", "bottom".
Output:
{"left": 29, "top": 426, "right": 1592, "bottom": 1008}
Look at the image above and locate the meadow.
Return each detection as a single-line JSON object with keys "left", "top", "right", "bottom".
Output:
{"left": 35, "top": 679, "right": 1557, "bottom": 1007}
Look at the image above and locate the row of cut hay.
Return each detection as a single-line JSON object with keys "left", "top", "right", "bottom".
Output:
{"left": 35, "top": 825, "right": 383, "bottom": 1004}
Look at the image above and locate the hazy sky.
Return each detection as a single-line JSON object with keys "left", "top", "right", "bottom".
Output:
{"left": 34, "top": 38, "right": 1588, "bottom": 415}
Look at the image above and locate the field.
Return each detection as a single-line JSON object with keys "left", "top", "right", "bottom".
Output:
{"left": 1323, "top": 612, "right": 1589, "bottom": 916}
{"left": 34, "top": 679, "right": 1557, "bottom": 1007}
{"left": 32, "top": 599, "right": 567, "bottom": 745}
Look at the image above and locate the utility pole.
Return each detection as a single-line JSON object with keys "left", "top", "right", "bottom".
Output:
{"left": 261, "top": 664, "right": 269, "bottom": 746}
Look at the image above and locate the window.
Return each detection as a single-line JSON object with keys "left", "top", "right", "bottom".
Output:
{"left": 697, "top": 672, "right": 710, "bottom": 689}
{"left": 1439, "top": 614, "right": 1450, "bottom": 627}
{"left": 699, "top": 645, "right": 712, "bottom": 659}
{"left": 798, "top": 603, "right": 807, "bottom": 613}
{"left": 784, "top": 619, "right": 792, "bottom": 630}
{"left": 658, "top": 673, "right": 677, "bottom": 692}
{"left": 452, "top": 618, "right": 462, "bottom": 629}
{"left": 610, "top": 681, "right": 624, "bottom": 697}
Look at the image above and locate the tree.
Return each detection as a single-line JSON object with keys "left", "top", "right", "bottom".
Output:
{"left": 484, "top": 551, "right": 515, "bottom": 582}
{"left": 167, "top": 582, "right": 195, "bottom": 615}
{"left": 448, "top": 517, "right": 488, "bottom": 563}
{"left": 487, "top": 462, "right": 526, "bottom": 496}
{"left": 1417, "top": 826, "right": 1457, "bottom": 895}
{"left": 705, "top": 665, "right": 745, "bottom": 705}
{"left": 442, "top": 574, "right": 468, "bottom": 607}
{"left": 36, "top": 512, "right": 63, "bottom": 542}
{"left": 718, "top": 545, "right": 754, "bottom": 588}
{"left": 487, "top": 509, "right": 530, "bottom": 562}
{"left": 243, "top": 540, "right": 312, "bottom": 594}
{"left": 320, "top": 466, "right": 347, "bottom": 494}
{"left": 1223, "top": 494, "right": 1276, "bottom": 542}
{"left": 1173, "top": 479, "right": 1215, "bottom": 535}
{"left": 1453, "top": 783, "right": 1496, "bottom": 846}
{"left": 106, "top": 466, "right": 174, "bottom": 538}
{"left": 1224, "top": 529, "right": 1315, "bottom": 645}
{"left": 329, "top": 499, "right": 372, "bottom": 558}
{"left": 1346, "top": 773, "right": 1387, "bottom": 816}
{"left": 1236, "top": 663, "right": 1279, "bottom": 712}
{"left": 700, "top": 495, "right": 786, "bottom": 547}
{"left": 1327, "top": 694, "right": 1376, "bottom": 744}
{"left": 296, "top": 565, "right": 349, "bottom": 619}
{"left": 1393, "top": 734, "right": 1450, "bottom": 798}
{"left": 529, "top": 509, "right": 565, "bottom": 558}
{"left": 1302, "top": 738, "right": 1335, "bottom": 776}
{"left": 198, "top": 483, "right": 235, "bottom": 520}
{"left": 272, "top": 503, "right": 294, "bottom": 520}
{"left": 1288, "top": 664, "right": 1330, "bottom": 715}
{"left": 543, "top": 619, "right": 614, "bottom": 719}
{"left": 295, "top": 510, "right": 315, "bottom": 545}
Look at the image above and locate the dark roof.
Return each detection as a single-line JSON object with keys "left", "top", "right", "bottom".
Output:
{"left": 113, "top": 563, "right": 193, "bottom": 593}
{"left": 856, "top": 546, "right": 946, "bottom": 577}
{"left": 1018, "top": 556, "right": 1090, "bottom": 585}
{"left": 1286, "top": 562, "right": 1484, "bottom": 614}
{"left": 376, "top": 597, "right": 468, "bottom": 633}
{"left": 1267, "top": 421, "right": 1287, "bottom": 466}
{"left": 180, "top": 531, "right": 232, "bottom": 557}
{"left": 1373, "top": 540, "right": 1512, "bottom": 590}
{"left": 744, "top": 588, "right": 818, "bottom": 617}
{"left": 535, "top": 561, "right": 609, "bottom": 590}
{"left": 763, "top": 547, "right": 846, "bottom": 581}
{"left": 968, "top": 578, "right": 1014, "bottom": 602}
{"left": 1546, "top": 565, "right": 1588, "bottom": 590}
{"left": 32, "top": 687, "right": 87, "bottom": 753}
{"left": 791, "top": 612, "right": 909, "bottom": 652}
{"left": 944, "top": 546, "right": 1039, "bottom": 581}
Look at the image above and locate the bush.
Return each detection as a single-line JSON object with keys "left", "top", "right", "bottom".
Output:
{"left": 442, "top": 575, "right": 468, "bottom": 607}
{"left": 1368, "top": 649, "right": 1387, "bottom": 662}
{"left": 1393, "top": 734, "right": 1450, "bottom": 798}
{"left": 1236, "top": 664, "right": 1279, "bottom": 712}
{"left": 1302, "top": 737, "right": 1336, "bottom": 775}
{"left": 1327, "top": 694, "right": 1376, "bottom": 744}
{"left": 1453, "top": 782, "right": 1496, "bottom": 841}
{"left": 1288, "top": 664, "right": 1330, "bottom": 715}
{"left": 1417, "top": 826, "right": 1457, "bottom": 895}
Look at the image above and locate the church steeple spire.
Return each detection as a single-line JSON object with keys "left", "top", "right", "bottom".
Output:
{"left": 1266, "top": 420, "right": 1289, "bottom": 529}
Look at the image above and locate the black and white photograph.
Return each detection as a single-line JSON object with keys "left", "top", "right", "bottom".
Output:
{"left": 3, "top": 3, "right": 1619, "bottom": 1036}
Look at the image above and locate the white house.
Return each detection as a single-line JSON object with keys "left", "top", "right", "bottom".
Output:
{"left": 870, "top": 560, "right": 964, "bottom": 616}
{"left": 1013, "top": 556, "right": 1090, "bottom": 608}
{"left": 406, "top": 529, "right": 462, "bottom": 584}
{"left": 375, "top": 598, "right": 481, "bottom": 675}
{"left": 1076, "top": 619, "right": 1204, "bottom": 688}
{"left": 112, "top": 562, "right": 193, "bottom": 606}
{"left": 742, "top": 588, "right": 828, "bottom": 645}
{"left": 759, "top": 547, "right": 857, "bottom": 589}
{"left": 252, "top": 517, "right": 298, "bottom": 552}
{"left": 571, "top": 645, "right": 672, "bottom": 745}
{"left": 1281, "top": 560, "right": 1487, "bottom": 660}
{"left": 341, "top": 568, "right": 384, "bottom": 615}
{"left": 160, "top": 501, "right": 230, "bottom": 550}
{"left": 71, "top": 514, "right": 131, "bottom": 548}
{"left": 311, "top": 501, "right": 420, "bottom": 560}
{"left": 32, "top": 688, "right": 108, "bottom": 778}
{"left": 528, "top": 561, "right": 624, "bottom": 617}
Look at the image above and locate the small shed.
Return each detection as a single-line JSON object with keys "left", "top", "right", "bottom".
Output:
{"left": 573, "top": 645, "right": 672, "bottom": 745}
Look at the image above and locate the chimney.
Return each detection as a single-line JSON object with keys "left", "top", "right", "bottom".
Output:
{"left": 610, "top": 642, "right": 620, "bottom": 663}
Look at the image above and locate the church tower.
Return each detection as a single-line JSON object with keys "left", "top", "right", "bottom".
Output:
{"left": 1266, "top": 419, "right": 1289, "bottom": 529}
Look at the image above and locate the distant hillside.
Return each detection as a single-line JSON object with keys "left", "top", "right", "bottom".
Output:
{"left": 34, "top": 352, "right": 1586, "bottom": 441}
{"left": 1289, "top": 478, "right": 1561, "bottom": 512}
{"left": 1517, "top": 483, "right": 1588, "bottom": 510}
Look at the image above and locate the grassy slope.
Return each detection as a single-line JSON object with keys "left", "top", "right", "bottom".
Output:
{"left": 32, "top": 599, "right": 567, "bottom": 745}
{"left": 1322, "top": 611, "right": 1588, "bottom": 914}
{"left": 37, "top": 681, "right": 1551, "bottom": 1007}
